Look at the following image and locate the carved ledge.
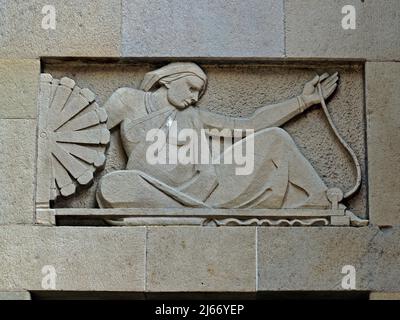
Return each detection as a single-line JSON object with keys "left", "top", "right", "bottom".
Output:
{"left": 35, "top": 209, "right": 56, "bottom": 226}
{"left": 53, "top": 208, "right": 367, "bottom": 227}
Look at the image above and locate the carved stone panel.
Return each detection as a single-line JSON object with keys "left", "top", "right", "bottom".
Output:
{"left": 39, "top": 61, "right": 368, "bottom": 227}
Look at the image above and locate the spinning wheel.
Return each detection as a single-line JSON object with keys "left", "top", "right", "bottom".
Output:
{"left": 37, "top": 74, "right": 109, "bottom": 202}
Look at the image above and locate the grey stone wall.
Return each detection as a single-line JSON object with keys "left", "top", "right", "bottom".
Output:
{"left": 0, "top": 0, "right": 399, "bottom": 298}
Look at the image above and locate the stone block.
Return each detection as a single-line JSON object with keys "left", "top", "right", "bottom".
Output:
{"left": 286, "top": 0, "right": 400, "bottom": 60}
{"left": 366, "top": 62, "right": 400, "bottom": 226}
{"left": 257, "top": 227, "right": 400, "bottom": 291}
{"left": 0, "top": 291, "right": 31, "bottom": 300}
{"left": 370, "top": 292, "right": 400, "bottom": 300}
{"left": 122, "top": 0, "right": 284, "bottom": 57}
{"left": 1, "top": 225, "right": 399, "bottom": 293}
{"left": 0, "top": 59, "right": 40, "bottom": 118}
{"left": 0, "top": 226, "right": 146, "bottom": 291}
{"left": 146, "top": 226, "right": 256, "bottom": 292}
{"left": 0, "top": 0, "right": 121, "bottom": 58}
{"left": 0, "top": 120, "right": 36, "bottom": 224}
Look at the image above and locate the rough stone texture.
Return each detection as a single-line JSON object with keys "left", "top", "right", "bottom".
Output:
{"left": 146, "top": 227, "right": 256, "bottom": 292}
{"left": 46, "top": 62, "right": 367, "bottom": 219}
{"left": 366, "top": 63, "right": 400, "bottom": 226}
{"left": 122, "top": 0, "right": 284, "bottom": 57}
{"left": 0, "top": 120, "right": 36, "bottom": 224}
{"left": 370, "top": 292, "right": 400, "bottom": 300}
{"left": 0, "top": 226, "right": 146, "bottom": 291}
{"left": 257, "top": 227, "right": 400, "bottom": 291}
{"left": 0, "top": 291, "right": 31, "bottom": 300}
{"left": 0, "top": 0, "right": 121, "bottom": 58}
{"left": 0, "top": 225, "right": 399, "bottom": 293}
{"left": 286, "top": 0, "right": 400, "bottom": 60}
{"left": 0, "top": 59, "right": 40, "bottom": 118}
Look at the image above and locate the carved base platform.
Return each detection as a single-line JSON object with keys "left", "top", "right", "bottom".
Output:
{"left": 36, "top": 208, "right": 368, "bottom": 227}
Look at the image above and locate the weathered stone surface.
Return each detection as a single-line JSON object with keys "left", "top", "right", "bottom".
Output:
{"left": 0, "top": 291, "right": 31, "bottom": 300}
{"left": 0, "top": 120, "right": 36, "bottom": 224}
{"left": 286, "top": 0, "right": 400, "bottom": 60}
{"left": 370, "top": 292, "right": 400, "bottom": 300}
{"left": 0, "top": 226, "right": 146, "bottom": 291}
{"left": 0, "top": 0, "right": 121, "bottom": 58}
{"left": 257, "top": 227, "right": 400, "bottom": 291}
{"left": 146, "top": 227, "right": 256, "bottom": 292}
{"left": 122, "top": 0, "right": 284, "bottom": 57}
{"left": 0, "top": 59, "right": 40, "bottom": 118}
{"left": 47, "top": 62, "right": 367, "bottom": 219}
{"left": 1, "top": 225, "right": 400, "bottom": 293}
{"left": 366, "top": 63, "right": 400, "bottom": 226}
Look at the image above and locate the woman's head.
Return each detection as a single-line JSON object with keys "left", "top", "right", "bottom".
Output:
{"left": 159, "top": 73, "right": 205, "bottom": 109}
{"left": 140, "top": 62, "right": 207, "bottom": 109}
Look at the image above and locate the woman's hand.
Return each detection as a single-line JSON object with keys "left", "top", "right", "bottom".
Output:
{"left": 301, "top": 72, "right": 339, "bottom": 108}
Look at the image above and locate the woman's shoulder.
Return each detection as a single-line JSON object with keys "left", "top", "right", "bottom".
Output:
{"left": 112, "top": 87, "right": 146, "bottom": 106}
{"left": 104, "top": 87, "right": 147, "bottom": 129}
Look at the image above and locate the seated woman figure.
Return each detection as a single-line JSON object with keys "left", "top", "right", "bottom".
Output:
{"left": 97, "top": 62, "right": 339, "bottom": 209}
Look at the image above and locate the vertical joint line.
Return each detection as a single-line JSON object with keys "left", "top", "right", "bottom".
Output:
{"left": 255, "top": 227, "right": 258, "bottom": 292}
{"left": 283, "top": 0, "right": 287, "bottom": 57}
{"left": 144, "top": 226, "right": 148, "bottom": 294}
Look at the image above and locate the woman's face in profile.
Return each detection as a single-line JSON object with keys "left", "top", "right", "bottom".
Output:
{"left": 165, "top": 75, "right": 204, "bottom": 109}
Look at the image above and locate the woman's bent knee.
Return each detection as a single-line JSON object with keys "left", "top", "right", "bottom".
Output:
{"left": 258, "top": 127, "right": 294, "bottom": 145}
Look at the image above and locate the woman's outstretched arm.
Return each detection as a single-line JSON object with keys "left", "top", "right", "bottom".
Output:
{"left": 199, "top": 97, "right": 304, "bottom": 131}
{"left": 199, "top": 72, "right": 338, "bottom": 132}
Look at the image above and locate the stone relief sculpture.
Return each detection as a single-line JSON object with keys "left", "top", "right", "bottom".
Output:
{"left": 36, "top": 63, "right": 367, "bottom": 227}
{"left": 93, "top": 62, "right": 365, "bottom": 226}
{"left": 36, "top": 74, "right": 110, "bottom": 223}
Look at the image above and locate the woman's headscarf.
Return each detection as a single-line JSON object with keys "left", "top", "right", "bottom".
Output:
{"left": 140, "top": 62, "right": 207, "bottom": 96}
